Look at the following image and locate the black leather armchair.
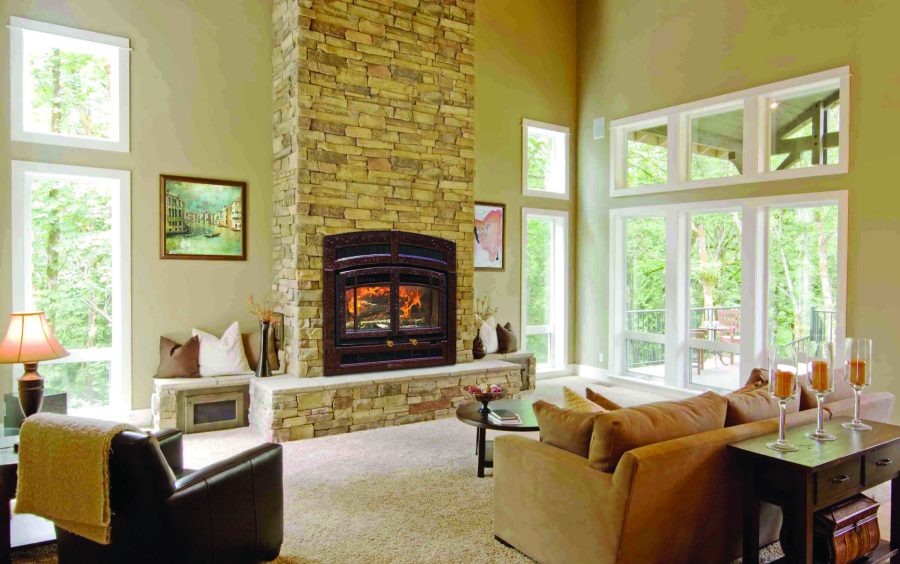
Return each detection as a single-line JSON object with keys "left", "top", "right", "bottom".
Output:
{"left": 55, "top": 429, "right": 283, "bottom": 564}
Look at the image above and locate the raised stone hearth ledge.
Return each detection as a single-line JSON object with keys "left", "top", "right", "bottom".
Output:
{"left": 250, "top": 360, "right": 524, "bottom": 442}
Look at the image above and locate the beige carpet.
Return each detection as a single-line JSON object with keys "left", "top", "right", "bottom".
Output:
{"left": 10, "top": 378, "right": 806, "bottom": 563}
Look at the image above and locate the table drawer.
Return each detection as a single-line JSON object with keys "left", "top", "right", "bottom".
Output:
{"left": 865, "top": 443, "right": 900, "bottom": 486}
{"left": 816, "top": 457, "right": 861, "bottom": 505}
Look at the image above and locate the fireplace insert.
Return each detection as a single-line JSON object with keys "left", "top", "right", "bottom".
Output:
{"left": 322, "top": 231, "right": 456, "bottom": 375}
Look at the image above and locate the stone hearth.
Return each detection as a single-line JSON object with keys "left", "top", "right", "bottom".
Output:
{"left": 272, "top": 0, "right": 476, "bottom": 378}
{"left": 250, "top": 359, "right": 522, "bottom": 442}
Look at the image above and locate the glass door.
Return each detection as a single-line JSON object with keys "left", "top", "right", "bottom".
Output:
{"left": 622, "top": 216, "right": 667, "bottom": 380}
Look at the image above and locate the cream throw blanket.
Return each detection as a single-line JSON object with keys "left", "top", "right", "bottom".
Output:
{"left": 15, "top": 413, "right": 140, "bottom": 545}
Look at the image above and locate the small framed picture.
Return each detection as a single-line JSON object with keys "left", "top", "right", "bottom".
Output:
{"left": 160, "top": 175, "right": 246, "bottom": 260}
{"left": 474, "top": 202, "right": 505, "bottom": 271}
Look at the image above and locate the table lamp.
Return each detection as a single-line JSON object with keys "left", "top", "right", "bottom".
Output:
{"left": 0, "top": 312, "right": 69, "bottom": 418}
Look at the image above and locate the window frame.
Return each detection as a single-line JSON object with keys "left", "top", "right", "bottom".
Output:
{"left": 609, "top": 67, "right": 849, "bottom": 198}
{"left": 609, "top": 191, "right": 847, "bottom": 392}
{"left": 521, "top": 207, "right": 569, "bottom": 375}
{"left": 522, "top": 119, "right": 570, "bottom": 200}
{"left": 11, "top": 160, "right": 132, "bottom": 411}
{"left": 9, "top": 16, "right": 131, "bottom": 152}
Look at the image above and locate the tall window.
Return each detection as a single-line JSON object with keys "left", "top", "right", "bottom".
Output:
{"left": 610, "top": 192, "right": 846, "bottom": 392}
{"left": 522, "top": 209, "right": 569, "bottom": 372}
{"left": 523, "top": 120, "right": 569, "bottom": 199}
{"left": 12, "top": 162, "right": 131, "bottom": 411}
{"left": 9, "top": 17, "right": 130, "bottom": 151}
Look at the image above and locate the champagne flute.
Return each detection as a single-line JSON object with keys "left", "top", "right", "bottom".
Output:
{"left": 842, "top": 337, "right": 873, "bottom": 431}
{"left": 804, "top": 340, "right": 836, "bottom": 441}
{"left": 767, "top": 337, "right": 799, "bottom": 452}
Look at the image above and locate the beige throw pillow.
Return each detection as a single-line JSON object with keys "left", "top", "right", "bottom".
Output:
{"left": 588, "top": 391, "right": 727, "bottom": 472}
{"left": 585, "top": 387, "right": 623, "bottom": 411}
{"left": 532, "top": 400, "right": 601, "bottom": 458}
{"left": 562, "top": 387, "right": 607, "bottom": 413}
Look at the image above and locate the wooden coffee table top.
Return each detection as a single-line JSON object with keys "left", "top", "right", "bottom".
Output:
{"left": 455, "top": 399, "right": 539, "bottom": 432}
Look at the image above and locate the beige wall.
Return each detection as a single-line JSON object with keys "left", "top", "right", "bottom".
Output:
{"left": 0, "top": 0, "right": 273, "bottom": 410}
{"left": 475, "top": 0, "right": 577, "bottom": 362}
{"left": 577, "top": 0, "right": 900, "bottom": 415}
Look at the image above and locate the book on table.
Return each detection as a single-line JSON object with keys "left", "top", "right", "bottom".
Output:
{"left": 488, "top": 409, "right": 521, "bottom": 424}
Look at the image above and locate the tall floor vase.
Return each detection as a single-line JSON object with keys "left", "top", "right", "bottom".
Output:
{"left": 256, "top": 321, "right": 272, "bottom": 378}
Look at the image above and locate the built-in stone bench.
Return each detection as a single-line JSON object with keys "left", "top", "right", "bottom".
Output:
{"left": 483, "top": 351, "right": 536, "bottom": 391}
{"left": 152, "top": 374, "right": 255, "bottom": 432}
{"left": 249, "top": 359, "right": 526, "bottom": 443}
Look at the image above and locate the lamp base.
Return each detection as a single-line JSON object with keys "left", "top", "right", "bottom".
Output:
{"left": 18, "top": 362, "right": 45, "bottom": 418}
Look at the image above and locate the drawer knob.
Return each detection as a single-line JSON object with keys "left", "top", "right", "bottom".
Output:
{"left": 410, "top": 338, "right": 418, "bottom": 346}
{"left": 876, "top": 458, "right": 893, "bottom": 467}
{"left": 386, "top": 340, "right": 394, "bottom": 348}
{"left": 832, "top": 474, "right": 850, "bottom": 484}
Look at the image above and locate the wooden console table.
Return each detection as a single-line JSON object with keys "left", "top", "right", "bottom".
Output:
{"left": 729, "top": 416, "right": 900, "bottom": 564}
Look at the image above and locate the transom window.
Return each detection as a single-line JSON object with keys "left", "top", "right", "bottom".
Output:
{"left": 9, "top": 17, "right": 130, "bottom": 151}
{"left": 523, "top": 120, "right": 570, "bottom": 199}
{"left": 609, "top": 67, "right": 849, "bottom": 197}
{"left": 610, "top": 192, "right": 846, "bottom": 392}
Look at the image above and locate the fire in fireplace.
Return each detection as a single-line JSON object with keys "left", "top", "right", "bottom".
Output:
{"left": 323, "top": 231, "right": 456, "bottom": 375}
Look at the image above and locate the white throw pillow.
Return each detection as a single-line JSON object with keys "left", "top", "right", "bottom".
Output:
{"left": 480, "top": 317, "right": 499, "bottom": 354}
{"left": 192, "top": 321, "right": 252, "bottom": 377}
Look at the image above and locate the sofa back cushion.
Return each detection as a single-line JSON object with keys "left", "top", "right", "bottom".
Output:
{"left": 588, "top": 391, "right": 727, "bottom": 472}
{"left": 533, "top": 400, "right": 601, "bottom": 457}
{"left": 725, "top": 385, "right": 799, "bottom": 426}
{"left": 799, "top": 367, "right": 855, "bottom": 409}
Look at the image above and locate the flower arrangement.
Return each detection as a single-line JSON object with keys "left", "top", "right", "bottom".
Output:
{"left": 462, "top": 383, "right": 507, "bottom": 413}
{"left": 474, "top": 295, "right": 498, "bottom": 326}
{"left": 248, "top": 294, "right": 281, "bottom": 324}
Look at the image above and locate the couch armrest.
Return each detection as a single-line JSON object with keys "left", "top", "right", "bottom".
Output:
{"left": 167, "top": 443, "right": 283, "bottom": 562}
{"left": 152, "top": 429, "right": 183, "bottom": 474}
{"left": 493, "top": 435, "right": 626, "bottom": 564}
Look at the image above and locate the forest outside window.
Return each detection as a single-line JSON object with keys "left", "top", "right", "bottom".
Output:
{"left": 11, "top": 161, "right": 131, "bottom": 412}
{"left": 9, "top": 17, "right": 130, "bottom": 151}
{"left": 523, "top": 120, "right": 569, "bottom": 199}
{"left": 609, "top": 192, "right": 846, "bottom": 393}
{"left": 609, "top": 67, "right": 849, "bottom": 197}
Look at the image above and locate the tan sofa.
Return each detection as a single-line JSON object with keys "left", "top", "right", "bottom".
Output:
{"left": 494, "top": 392, "right": 894, "bottom": 564}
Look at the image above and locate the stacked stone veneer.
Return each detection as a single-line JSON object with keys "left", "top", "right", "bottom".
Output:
{"left": 250, "top": 361, "right": 519, "bottom": 442}
{"left": 272, "top": 0, "right": 477, "bottom": 378}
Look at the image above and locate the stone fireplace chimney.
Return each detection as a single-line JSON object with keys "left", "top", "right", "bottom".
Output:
{"left": 272, "top": 0, "right": 476, "bottom": 377}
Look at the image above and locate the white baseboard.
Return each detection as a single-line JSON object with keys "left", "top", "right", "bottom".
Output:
{"left": 571, "top": 365, "right": 699, "bottom": 400}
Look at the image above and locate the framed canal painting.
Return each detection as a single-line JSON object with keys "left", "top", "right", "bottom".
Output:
{"left": 474, "top": 201, "right": 505, "bottom": 271}
{"left": 160, "top": 175, "right": 247, "bottom": 260}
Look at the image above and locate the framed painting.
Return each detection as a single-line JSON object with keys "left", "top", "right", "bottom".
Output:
{"left": 160, "top": 174, "right": 247, "bottom": 260}
{"left": 474, "top": 201, "right": 505, "bottom": 271}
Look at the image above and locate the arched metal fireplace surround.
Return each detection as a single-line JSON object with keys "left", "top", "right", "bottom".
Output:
{"left": 322, "top": 231, "right": 457, "bottom": 375}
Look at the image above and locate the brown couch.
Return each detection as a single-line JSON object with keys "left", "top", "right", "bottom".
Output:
{"left": 493, "top": 392, "right": 894, "bottom": 564}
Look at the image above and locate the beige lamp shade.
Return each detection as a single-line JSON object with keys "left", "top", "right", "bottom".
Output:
{"left": 0, "top": 312, "right": 69, "bottom": 364}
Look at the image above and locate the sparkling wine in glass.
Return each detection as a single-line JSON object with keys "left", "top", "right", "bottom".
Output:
{"left": 804, "top": 340, "right": 836, "bottom": 441}
{"left": 842, "top": 337, "right": 873, "bottom": 431}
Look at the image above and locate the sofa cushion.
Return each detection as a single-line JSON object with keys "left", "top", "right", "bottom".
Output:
{"left": 156, "top": 336, "right": 200, "bottom": 378}
{"left": 562, "top": 387, "right": 607, "bottom": 413}
{"left": 533, "top": 400, "right": 601, "bottom": 458}
{"left": 585, "top": 387, "right": 623, "bottom": 411}
{"left": 242, "top": 330, "right": 280, "bottom": 372}
{"left": 725, "top": 385, "right": 800, "bottom": 426}
{"left": 588, "top": 391, "right": 727, "bottom": 472}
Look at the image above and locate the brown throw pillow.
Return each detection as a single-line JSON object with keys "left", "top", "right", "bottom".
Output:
{"left": 585, "top": 388, "right": 623, "bottom": 411}
{"left": 496, "top": 322, "right": 518, "bottom": 354}
{"left": 733, "top": 368, "right": 769, "bottom": 395}
{"left": 725, "top": 385, "right": 800, "bottom": 426}
{"left": 157, "top": 336, "right": 200, "bottom": 378}
{"left": 242, "top": 330, "right": 280, "bottom": 372}
{"left": 588, "top": 391, "right": 727, "bottom": 472}
{"left": 563, "top": 387, "right": 607, "bottom": 413}
{"left": 533, "top": 400, "right": 602, "bottom": 458}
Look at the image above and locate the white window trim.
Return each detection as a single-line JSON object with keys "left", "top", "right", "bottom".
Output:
{"left": 522, "top": 119, "right": 570, "bottom": 200}
{"left": 522, "top": 207, "right": 569, "bottom": 373}
{"left": 608, "top": 190, "right": 847, "bottom": 391}
{"left": 610, "top": 66, "right": 850, "bottom": 197}
{"left": 11, "top": 160, "right": 132, "bottom": 411}
{"left": 9, "top": 16, "right": 131, "bottom": 152}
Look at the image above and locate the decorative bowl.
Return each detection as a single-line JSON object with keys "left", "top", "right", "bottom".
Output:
{"left": 462, "top": 384, "right": 507, "bottom": 413}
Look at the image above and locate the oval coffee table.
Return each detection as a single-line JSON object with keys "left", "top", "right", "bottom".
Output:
{"left": 456, "top": 399, "right": 539, "bottom": 478}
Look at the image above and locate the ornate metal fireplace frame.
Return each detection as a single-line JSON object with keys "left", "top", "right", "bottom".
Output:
{"left": 322, "top": 230, "right": 457, "bottom": 375}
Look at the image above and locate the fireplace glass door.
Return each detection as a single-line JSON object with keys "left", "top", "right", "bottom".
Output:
{"left": 343, "top": 273, "right": 392, "bottom": 335}
{"left": 398, "top": 273, "right": 443, "bottom": 333}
